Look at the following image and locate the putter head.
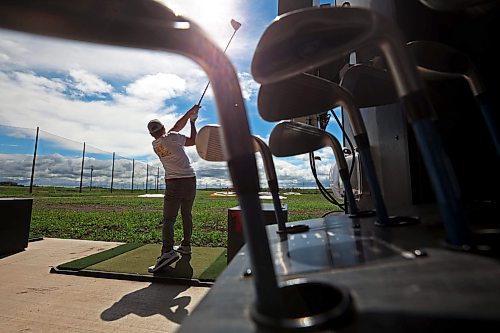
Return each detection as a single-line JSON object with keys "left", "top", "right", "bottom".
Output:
{"left": 340, "top": 64, "right": 398, "bottom": 108}
{"left": 407, "top": 40, "right": 484, "bottom": 95}
{"left": 269, "top": 121, "right": 328, "bottom": 157}
{"left": 252, "top": 7, "right": 389, "bottom": 85}
{"left": 258, "top": 73, "right": 351, "bottom": 122}
{"left": 196, "top": 125, "right": 228, "bottom": 162}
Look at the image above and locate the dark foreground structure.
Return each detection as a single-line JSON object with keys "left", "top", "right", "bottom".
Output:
{"left": 1, "top": 0, "right": 499, "bottom": 332}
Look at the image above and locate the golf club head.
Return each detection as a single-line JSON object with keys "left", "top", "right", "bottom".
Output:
{"left": 196, "top": 125, "right": 228, "bottom": 162}
{"left": 259, "top": 73, "right": 348, "bottom": 121}
{"left": 252, "top": 6, "right": 421, "bottom": 97}
{"left": 269, "top": 121, "right": 347, "bottom": 172}
{"left": 231, "top": 19, "right": 242, "bottom": 31}
{"left": 196, "top": 125, "right": 279, "bottom": 183}
{"left": 408, "top": 40, "right": 484, "bottom": 95}
{"left": 258, "top": 72, "right": 368, "bottom": 136}
{"left": 0, "top": 0, "right": 200, "bottom": 54}
{"left": 269, "top": 121, "right": 357, "bottom": 213}
{"left": 340, "top": 64, "right": 399, "bottom": 108}
{"left": 418, "top": 0, "right": 496, "bottom": 11}
{"left": 270, "top": 121, "right": 329, "bottom": 158}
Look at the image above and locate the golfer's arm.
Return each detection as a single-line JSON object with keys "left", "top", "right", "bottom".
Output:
{"left": 169, "top": 112, "right": 191, "bottom": 133}
{"left": 185, "top": 121, "right": 197, "bottom": 146}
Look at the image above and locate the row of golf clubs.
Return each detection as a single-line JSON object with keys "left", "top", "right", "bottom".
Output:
{"left": 193, "top": 4, "right": 498, "bottom": 329}
{"left": 197, "top": 34, "right": 500, "bottom": 232}
{"left": 0, "top": 1, "right": 495, "bottom": 330}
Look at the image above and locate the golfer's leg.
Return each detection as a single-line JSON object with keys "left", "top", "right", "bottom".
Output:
{"left": 162, "top": 181, "right": 182, "bottom": 253}
{"left": 180, "top": 177, "right": 196, "bottom": 247}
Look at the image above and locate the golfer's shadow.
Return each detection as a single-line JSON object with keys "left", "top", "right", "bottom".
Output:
{"left": 100, "top": 255, "right": 194, "bottom": 324}
{"left": 154, "top": 254, "right": 194, "bottom": 279}
{"left": 100, "top": 282, "right": 191, "bottom": 324}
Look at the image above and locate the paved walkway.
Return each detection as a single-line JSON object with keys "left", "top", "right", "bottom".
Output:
{"left": 0, "top": 238, "right": 210, "bottom": 333}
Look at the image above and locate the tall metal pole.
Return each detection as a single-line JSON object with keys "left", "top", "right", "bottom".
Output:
{"left": 90, "top": 165, "right": 93, "bottom": 191}
{"left": 156, "top": 167, "right": 159, "bottom": 193}
{"left": 29, "top": 126, "right": 39, "bottom": 194}
{"left": 79, "top": 142, "right": 85, "bottom": 193}
{"left": 146, "top": 164, "right": 149, "bottom": 193}
{"left": 110, "top": 152, "right": 115, "bottom": 193}
{"left": 131, "top": 159, "right": 135, "bottom": 193}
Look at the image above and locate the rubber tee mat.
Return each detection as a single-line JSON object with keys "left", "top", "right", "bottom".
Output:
{"left": 50, "top": 243, "right": 227, "bottom": 287}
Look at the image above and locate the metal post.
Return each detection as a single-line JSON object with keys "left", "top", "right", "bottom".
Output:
{"left": 146, "top": 164, "right": 149, "bottom": 193}
{"left": 110, "top": 152, "right": 115, "bottom": 193}
{"left": 131, "top": 159, "right": 135, "bottom": 193}
{"left": 156, "top": 167, "right": 159, "bottom": 193}
{"left": 29, "top": 126, "right": 39, "bottom": 194}
{"left": 79, "top": 142, "right": 85, "bottom": 193}
{"left": 90, "top": 165, "right": 93, "bottom": 191}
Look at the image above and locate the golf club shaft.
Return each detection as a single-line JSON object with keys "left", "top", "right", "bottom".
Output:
{"left": 197, "top": 28, "right": 239, "bottom": 106}
{"left": 476, "top": 93, "right": 500, "bottom": 156}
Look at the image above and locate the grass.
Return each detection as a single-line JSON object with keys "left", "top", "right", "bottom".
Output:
{"left": 1, "top": 185, "right": 342, "bottom": 247}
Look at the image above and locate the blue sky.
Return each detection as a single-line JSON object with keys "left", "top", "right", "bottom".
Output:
{"left": 0, "top": 0, "right": 344, "bottom": 190}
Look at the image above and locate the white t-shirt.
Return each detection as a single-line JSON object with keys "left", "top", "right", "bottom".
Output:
{"left": 152, "top": 132, "right": 195, "bottom": 180}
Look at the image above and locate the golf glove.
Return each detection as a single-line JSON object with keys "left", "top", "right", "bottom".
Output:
{"left": 190, "top": 110, "right": 198, "bottom": 122}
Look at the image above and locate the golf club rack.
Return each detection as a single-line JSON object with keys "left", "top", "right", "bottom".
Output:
{"left": 181, "top": 1, "right": 500, "bottom": 332}
{"left": 1, "top": 0, "right": 498, "bottom": 332}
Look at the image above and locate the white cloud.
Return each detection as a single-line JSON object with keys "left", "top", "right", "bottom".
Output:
{"left": 238, "top": 72, "right": 260, "bottom": 100}
{"left": 123, "top": 73, "right": 186, "bottom": 106}
{"left": 69, "top": 69, "right": 113, "bottom": 96}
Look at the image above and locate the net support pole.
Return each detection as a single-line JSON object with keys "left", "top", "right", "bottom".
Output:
{"left": 79, "top": 142, "right": 85, "bottom": 193}
{"left": 29, "top": 126, "right": 39, "bottom": 194}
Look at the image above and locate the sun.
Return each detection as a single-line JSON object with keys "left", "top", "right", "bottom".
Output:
{"left": 161, "top": 0, "right": 243, "bottom": 48}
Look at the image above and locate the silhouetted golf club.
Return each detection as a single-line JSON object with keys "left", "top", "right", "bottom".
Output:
{"left": 197, "top": 19, "right": 241, "bottom": 107}
{"left": 196, "top": 125, "right": 287, "bottom": 231}
{"left": 0, "top": 0, "right": 284, "bottom": 320}
{"left": 418, "top": 0, "right": 496, "bottom": 11}
{"left": 260, "top": 73, "right": 420, "bottom": 226}
{"left": 408, "top": 40, "right": 500, "bottom": 156}
{"left": 269, "top": 121, "right": 360, "bottom": 215}
{"left": 340, "top": 64, "right": 398, "bottom": 108}
{"left": 251, "top": 6, "right": 470, "bottom": 248}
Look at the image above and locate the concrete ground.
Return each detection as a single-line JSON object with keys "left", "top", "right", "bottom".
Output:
{"left": 0, "top": 238, "right": 210, "bottom": 333}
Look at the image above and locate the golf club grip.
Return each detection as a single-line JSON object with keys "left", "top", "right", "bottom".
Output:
{"left": 268, "top": 179, "right": 286, "bottom": 231}
{"left": 357, "top": 147, "right": 390, "bottom": 224}
{"left": 400, "top": 90, "right": 435, "bottom": 123}
{"left": 339, "top": 168, "right": 359, "bottom": 214}
{"left": 411, "top": 118, "right": 471, "bottom": 246}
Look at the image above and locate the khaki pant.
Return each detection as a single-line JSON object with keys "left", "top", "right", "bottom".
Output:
{"left": 162, "top": 176, "right": 196, "bottom": 253}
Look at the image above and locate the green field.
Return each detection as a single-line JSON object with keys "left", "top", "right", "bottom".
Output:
{"left": 1, "top": 186, "right": 342, "bottom": 247}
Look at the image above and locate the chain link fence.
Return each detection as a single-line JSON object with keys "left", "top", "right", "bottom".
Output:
{"left": 0, "top": 124, "right": 163, "bottom": 193}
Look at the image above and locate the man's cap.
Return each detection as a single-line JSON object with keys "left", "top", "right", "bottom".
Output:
{"left": 148, "top": 119, "right": 164, "bottom": 134}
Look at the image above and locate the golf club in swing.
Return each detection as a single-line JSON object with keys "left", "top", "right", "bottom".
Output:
{"left": 196, "top": 19, "right": 241, "bottom": 108}
{"left": 0, "top": 0, "right": 286, "bottom": 322}
{"left": 259, "top": 73, "right": 420, "bottom": 226}
{"left": 251, "top": 6, "right": 471, "bottom": 249}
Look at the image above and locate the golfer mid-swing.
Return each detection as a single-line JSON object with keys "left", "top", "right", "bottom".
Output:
{"left": 147, "top": 105, "right": 200, "bottom": 272}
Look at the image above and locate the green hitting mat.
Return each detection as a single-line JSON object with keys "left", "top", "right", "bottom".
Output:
{"left": 50, "top": 243, "right": 227, "bottom": 287}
